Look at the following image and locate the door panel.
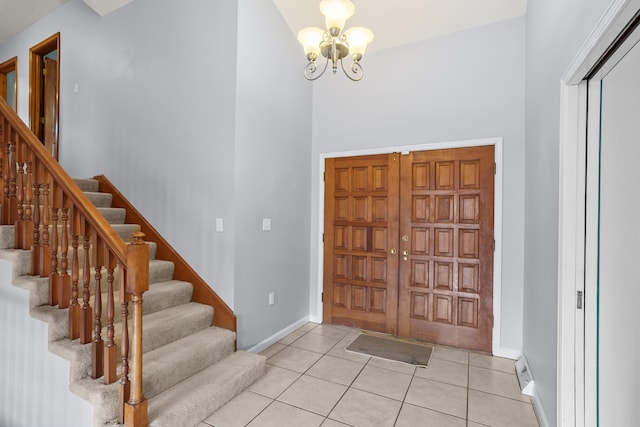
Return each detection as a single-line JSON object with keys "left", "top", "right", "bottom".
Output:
{"left": 324, "top": 154, "right": 400, "bottom": 333}
{"left": 324, "top": 146, "right": 494, "bottom": 352}
{"left": 398, "top": 147, "right": 494, "bottom": 352}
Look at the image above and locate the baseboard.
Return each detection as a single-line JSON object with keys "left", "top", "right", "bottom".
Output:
{"left": 493, "top": 346, "right": 521, "bottom": 360}
{"left": 530, "top": 385, "right": 551, "bottom": 427}
{"left": 516, "top": 354, "right": 551, "bottom": 427}
{"left": 246, "top": 316, "right": 311, "bottom": 353}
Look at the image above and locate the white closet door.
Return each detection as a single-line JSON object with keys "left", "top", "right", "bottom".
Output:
{"left": 596, "top": 36, "right": 640, "bottom": 426}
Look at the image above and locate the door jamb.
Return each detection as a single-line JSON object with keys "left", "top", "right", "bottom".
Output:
{"left": 557, "top": 1, "right": 639, "bottom": 426}
{"left": 316, "top": 137, "right": 506, "bottom": 356}
{"left": 29, "top": 32, "right": 60, "bottom": 160}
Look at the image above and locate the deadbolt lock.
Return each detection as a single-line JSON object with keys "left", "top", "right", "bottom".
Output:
{"left": 402, "top": 235, "right": 409, "bottom": 242}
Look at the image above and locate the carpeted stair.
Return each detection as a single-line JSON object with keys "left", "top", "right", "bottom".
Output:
{"left": 1, "top": 178, "right": 265, "bottom": 427}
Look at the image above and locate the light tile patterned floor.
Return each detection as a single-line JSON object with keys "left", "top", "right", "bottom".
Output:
{"left": 201, "top": 323, "right": 540, "bottom": 427}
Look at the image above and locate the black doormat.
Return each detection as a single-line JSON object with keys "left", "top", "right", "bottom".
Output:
{"left": 346, "top": 334, "right": 433, "bottom": 366}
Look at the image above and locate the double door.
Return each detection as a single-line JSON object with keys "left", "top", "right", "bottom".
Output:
{"left": 323, "top": 146, "right": 494, "bottom": 352}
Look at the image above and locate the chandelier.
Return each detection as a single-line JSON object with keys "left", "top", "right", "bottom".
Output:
{"left": 297, "top": 0, "right": 374, "bottom": 81}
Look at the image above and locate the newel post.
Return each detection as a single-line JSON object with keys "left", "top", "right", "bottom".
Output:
{"left": 124, "top": 232, "right": 149, "bottom": 427}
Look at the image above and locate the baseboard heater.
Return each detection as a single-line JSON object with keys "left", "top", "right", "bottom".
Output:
{"left": 516, "top": 356, "right": 535, "bottom": 396}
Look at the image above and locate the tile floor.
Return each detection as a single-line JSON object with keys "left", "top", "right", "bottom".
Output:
{"left": 200, "top": 323, "right": 540, "bottom": 427}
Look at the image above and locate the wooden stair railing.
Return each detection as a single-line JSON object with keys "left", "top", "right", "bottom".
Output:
{"left": 0, "top": 97, "right": 149, "bottom": 426}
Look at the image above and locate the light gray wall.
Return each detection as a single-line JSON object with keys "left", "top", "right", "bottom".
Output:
{"left": 0, "top": 259, "right": 93, "bottom": 426}
{"left": 234, "top": 0, "right": 312, "bottom": 349}
{"left": 523, "top": 0, "right": 613, "bottom": 423}
{"left": 0, "top": 0, "right": 240, "bottom": 307}
{"left": 310, "top": 17, "right": 526, "bottom": 354}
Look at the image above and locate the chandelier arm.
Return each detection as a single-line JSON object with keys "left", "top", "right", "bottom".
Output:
{"left": 340, "top": 57, "right": 364, "bottom": 81}
{"left": 304, "top": 56, "right": 330, "bottom": 81}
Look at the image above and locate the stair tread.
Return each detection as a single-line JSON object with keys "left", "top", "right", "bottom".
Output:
{"left": 148, "top": 351, "right": 266, "bottom": 427}
{"left": 84, "top": 191, "right": 113, "bottom": 208}
{"left": 142, "top": 326, "right": 236, "bottom": 399}
{"left": 73, "top": 178, "right": 99, "bottom": 192}
{"left": 96, "top": 207, "right": 126, "bottom": 224}
{"left": 112, "top": 302, "right": 213, "bottom": 354}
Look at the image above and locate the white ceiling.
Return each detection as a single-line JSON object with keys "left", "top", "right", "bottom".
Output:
{"left": 273, "top": 0, "right": 528, "bottom": 54}
{"left": 0, "top": 0, "right": 69, "bottom": 44}
{"left": 0, "top": 0, "right": 528, "bottom": 52}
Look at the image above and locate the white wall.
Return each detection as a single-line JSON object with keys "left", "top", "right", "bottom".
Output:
{"left": 0, "top": 259, "right": 93, "bottom": 427}
{"left": 523, "top": 0, "right": 613, "bottom": 424}
{"left": 310, "top": 17, "right": 526, "bottom": 354}
{"left": 0, "top": 0, "right": 240, "bottom": 307}
{"left": 234, "top": 0, "right": 312, "bottom": 349}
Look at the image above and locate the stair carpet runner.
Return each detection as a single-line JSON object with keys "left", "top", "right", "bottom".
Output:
{"left": 2, "top": 178, "right": 265, "bottom": 427}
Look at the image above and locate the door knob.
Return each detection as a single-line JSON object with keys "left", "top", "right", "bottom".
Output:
{"left": 390, "top": 248, "right": 397, "bottom": 255}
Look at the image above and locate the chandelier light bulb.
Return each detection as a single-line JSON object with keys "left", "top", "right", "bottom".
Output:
{"left": 297, "top": 27, "right": 325, "bottom": 60}
{"left": 344, "top": 27, "right": 374, "bottom": 60}
{"left": 319, "top": 0, "right": 355, "bottom": 34}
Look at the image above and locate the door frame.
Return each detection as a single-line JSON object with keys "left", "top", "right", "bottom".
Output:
{"left": 0, "top": 56, "right": 18, "bottom": 110}
{"left": 557, "top": 1, "right": 640, "bottom": 426}
{"left": 317, "top": 137, "right": 506, "bottom": 356}
{"left": 29, "top": 32, "right": 60, "bottom": 160}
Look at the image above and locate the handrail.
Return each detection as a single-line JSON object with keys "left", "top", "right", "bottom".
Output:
{"left": 0, "top": 98, "right": 127, "bottom": 262}
{"left": 0, "top": 96, "right": 148, "bottom": 426}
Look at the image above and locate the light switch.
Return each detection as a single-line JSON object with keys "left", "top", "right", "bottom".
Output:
{"left": 262, "top": 218, "right": 271, "bottom": 231}
{"left": 215, "top": 218, "right": 223, "bottom": 232}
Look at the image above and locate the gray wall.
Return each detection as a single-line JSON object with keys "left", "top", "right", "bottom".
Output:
{"left": 234, "top": 0, "right": 312, "bottom": 349}
{"left": 310, "top": 17, "right": 526, "bottom": 354}
{"left": 523, "top": 0, "right": 613, "bottom": 423}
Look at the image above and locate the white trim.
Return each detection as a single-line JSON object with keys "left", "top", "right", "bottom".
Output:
{"left": 531, "top": 386, "right": 552, "bottom": 427}
{"left": 562, "top": 0, "right": 631, "bottom": 84}
{"left": 245, "top": 316, "right": 310, "bottom": 353}
{"left": 315, "top": 137, "right": 507, "bottom": 356}
{"left": 557, "top": 1, "right": 640, "bottom": 426}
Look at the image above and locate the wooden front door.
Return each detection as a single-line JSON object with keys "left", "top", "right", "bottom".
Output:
{"left": 323, "top": 154, "right": 400, "bottom": 334}
{"left": 324, "top": 146, "right": 495, "bottom": 352}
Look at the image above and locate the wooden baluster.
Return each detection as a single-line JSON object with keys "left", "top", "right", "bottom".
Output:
{"left": 119, "top": 263, "right": 130, "bottom": 424}
{"left": 125, "top": 232, "right": 149, "bottom": 427}
{"left": 57, "top": 197, "right": 70, "bottom": 309}
{"left": 49, "top": 183, "right": 60, "bottom": 304}
{"left": 23, "top": 157, "right": 34, "bottom": 249}
{"left": 92, "top": 234, "right": 104, "bottom": 379}
{"left": 7, "top": 129, "right": 17, "bottom": 224}
{"left": 68, "top": 207, "right": 81, "bottom": 340}
{"left": 79, "top": 222, "right": 93, "bottom": 344}
{"left": 1, "top": 118, "right": 9, "bottom": 225}
{"left": 40, "top": 178, "right": 51, "bottom": 278}
{"left": 14, "top": 139, "right": 23, "bottom": 249}
{"left": 104, "top": 251, "right": 118, "bottom": 384}
{"left": 31, "top": 160, "right": 41, "bottom": 276}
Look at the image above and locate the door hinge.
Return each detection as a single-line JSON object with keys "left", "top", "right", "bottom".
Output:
{"left": 321, "top": 292, "right": 324, "bottom": 303}
{"left": 42, "top": 68, "right": 46, "bottom": 76}
{"left": 491, "top": 315, "right": 494, "bottom": 328}
{"left": 494, "top": 162, "right": 497, "bottom": 175}
{"left": 493, "top": 239, "right": 496, "bottom": 251}
{"left": 322, "top": 233, "right": 324, "bottom": 243}
{"left": 40, "top": 117, "right": 45, "bottom": 124}
{"left": 323, "top": 172, "right": 325, "bottom": 182}
{"left": 577, "top": 291, "right": 583, "bottom": 310}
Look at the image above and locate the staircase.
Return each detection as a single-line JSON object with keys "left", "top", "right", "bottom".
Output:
{"left": 0, "top": 97, "right": 265, "bottom": 426}
{"left": 0, "top": 177, "right": 265, "bottom": 426}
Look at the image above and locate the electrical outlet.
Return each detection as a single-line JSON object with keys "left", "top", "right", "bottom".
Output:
{"left": 268, "top": 292, "right": 275, "bottom": 305}
{"left": 215, "top": 218, "right": 223, "bottom": 232}
{"left": 262, "top": 218, "right": 271, "bottom": 231}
